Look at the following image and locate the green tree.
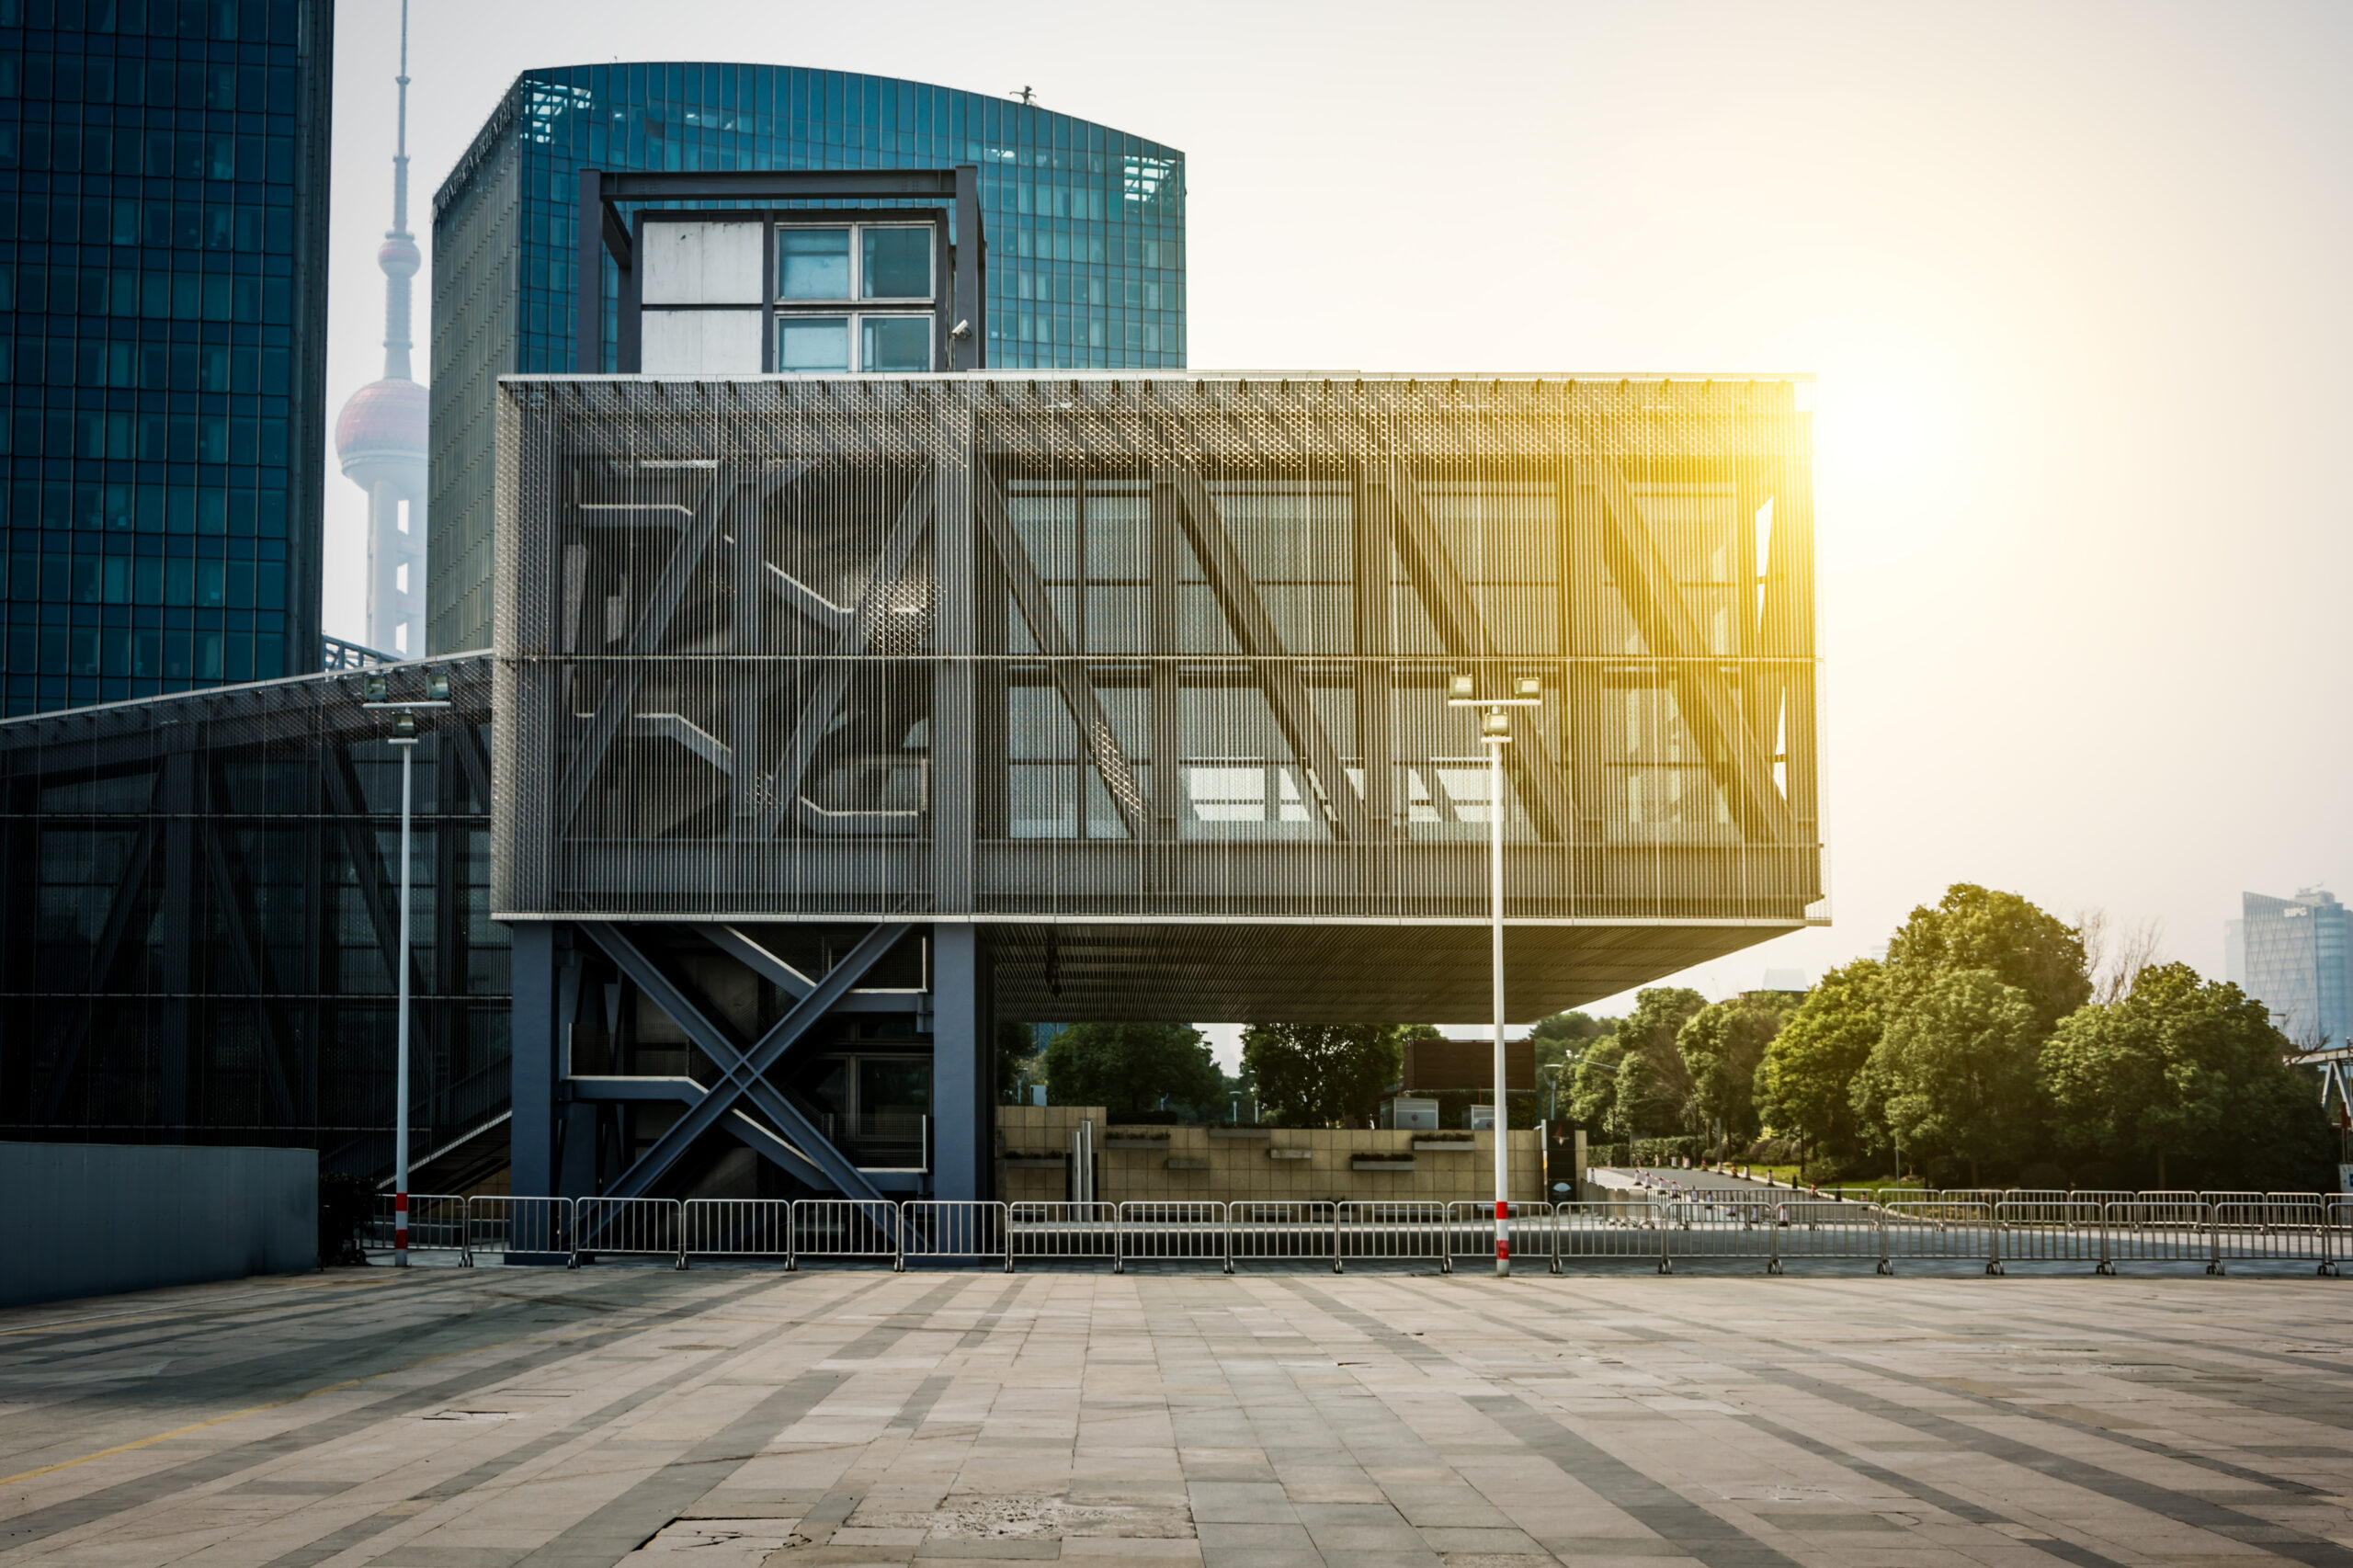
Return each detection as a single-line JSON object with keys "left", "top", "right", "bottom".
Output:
{"left": 995, "top": 1020, "right": 1039, "bottom": 1105}
{"left": 1885, "top": 883, "right": 2091, "bottom": 1033}
{"left": 1757, "top": 960, "right": 1885, "bottom": 1160}
{"left": 1044, "top": 1023, "right": 1224, "bottom": 1121}
{"left": 1613, "top": 987, "right": 1708, "bottom": 1136}
{"left": 1677, "top": 996, "right": 1789, "bottom": 1158}
{"left": 2041, "top": 962, "right": 2336, "bottom": 1189}
{"left": 1853, "top": 967, "right": 2045, "bottom": 1186}
{"left": 1242, "top": 1024, "right": 1402, "bottom": 1128}
{"left": 1564, "top": 1035, "right": 1628, "bottom": 1136}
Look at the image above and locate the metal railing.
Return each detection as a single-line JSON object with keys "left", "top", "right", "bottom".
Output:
{"left": 1229, "top": 1201, "right": 1338, "bottom": 1270}
{"left": 901, "top": 1201, "right": 1010, "bottom": 1271}
{"left": 1009, "top": 1200, "right": 1118, "bottom": 1262}
{"left": 334, "top": 1192, "right": 2353, "bottom": 1276}
{"left": 574, "top": 1196, "right": 687, "bottom": 1268}
{"left": 1337, "top": 1200, "right": 1453, "bottom": 1271}
{"left": 1116, "top": 1201, "right": 1228, "bottom": 1273}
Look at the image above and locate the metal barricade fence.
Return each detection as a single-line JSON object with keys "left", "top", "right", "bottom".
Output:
{"left": 2100, "top": 1201, "right": 2212, "bottom": 1271}
{"left": 574, "top": 1197, "right": 686, "bottom": 1267}
{"left": 1995, "top": 1191, "right": 2077, "bottom": 1226}
{"left": 2331, "top": 1197, "right": 2353, "bottom": 1274}
{"left": 1663, "top": 1195, "right": 1779, "bottom": 1268}
{"left": 1881, "top": 1201, "right": 1998, "bottom": 1272}
{"left": 790, "top": 1199, "right": 901, "bottom": 1268}
{"left": 1447, "top": 1201, "right": 1555, "bottom": 1271}
{"left": 1117, "top": 1202, "right": 1227, "bottom": 1273}
{"left": 1556, "top": 1199, "right": 1673, "bottom": 1272}
{"left": 1996, "top": 1201, "right": 2102, "bottom": 1267}
{"left": 1774, "top": 1200, "right": 1888, "bottom": 1270}
{"left": 1336, "top": 1201, "right": 1451, "bottom": 1271}
{"left": 364, "top": 1193, "right": 469, "bottom": 1260}
{"left": 2211, "top": 1198, "right": 2332, "bottom": 1274}
{"left": 464, "top": 1196, "right": 574, "bottom": 1264}
{"left": 683, "top": 1198, "right": 794, "bottom": 1264}
{"left": 1008, "top": 1201, "right": 1119, "bottom": 1264}
{"left": 901, "top": 1201, "right": 1010, "bottom": 1271}
{"left": 1228, "top": 1201, "right": 1338, "bottom": 1270}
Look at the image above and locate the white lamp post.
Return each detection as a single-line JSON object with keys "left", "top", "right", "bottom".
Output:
{"left": 1447, "top": 672, "right": 1543, "bottom": 1276}
{"left": 362, "top": 668, "right": 451, "bottom": 1268}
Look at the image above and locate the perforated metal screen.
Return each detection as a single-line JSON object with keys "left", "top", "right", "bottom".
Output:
{"left": 494, "top": 373, "right": 1822, "bottom": 1009}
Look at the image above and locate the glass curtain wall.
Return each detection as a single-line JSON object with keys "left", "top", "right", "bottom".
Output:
{"left": 0, "top": 0, "right": 333, "bottom": 715}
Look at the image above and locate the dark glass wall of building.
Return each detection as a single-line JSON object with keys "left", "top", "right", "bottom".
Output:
{"left": 0, "top": 654, "right": 506, "bottom": 1176}
{"left": 428, "top": 63, "right": 1185, "bottom": 654}
{"left": 0, "top": 0, "right": 332, "bottom": 717}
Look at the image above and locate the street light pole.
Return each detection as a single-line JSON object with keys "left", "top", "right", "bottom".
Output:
{"left": 363, "top": 668, "right": 451, "bottom": 1271}
{"left": 1449, "top": 673, "right": 1542, "bottom": 1278}
{"left": 390, "top": 713, "right": 416, "bottom": 1266}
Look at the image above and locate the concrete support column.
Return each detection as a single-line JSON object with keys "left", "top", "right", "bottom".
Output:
{"left": 930, "top": 923, "right": 986, "bottom": 1200}
{"left": 509, "top": 923, "right": 557, "bottom": 1197}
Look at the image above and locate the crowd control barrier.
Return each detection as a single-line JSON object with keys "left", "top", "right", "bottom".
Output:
{"left": 342, "top": 1190, "right": 2353, "bottom": 1276}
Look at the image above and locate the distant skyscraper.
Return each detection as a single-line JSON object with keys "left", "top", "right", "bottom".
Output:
{"left": 0, "top": 0, "right": 335, "bottom": 713}
{"left": 333, "top": 1, "right": 424, "bottom": 658}
{"left": 2225, "top": 888, "right": 2352, "bottom": 1048}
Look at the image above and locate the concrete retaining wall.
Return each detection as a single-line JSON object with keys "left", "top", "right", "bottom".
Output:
{"left": 997, "top": 1107, "right": 1544, "bottom": 1205}
{"left": 0, "top": 1142, "right": 317, "bottom": 1309}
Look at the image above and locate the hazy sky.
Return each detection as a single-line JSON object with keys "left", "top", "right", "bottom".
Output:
{"left": 323, "top": 1, "right": 2353, "bottom": 1053}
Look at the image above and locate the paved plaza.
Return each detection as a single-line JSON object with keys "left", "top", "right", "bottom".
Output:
{"left": 3, "top": 1264, "right": 2351, "bottom": 1568}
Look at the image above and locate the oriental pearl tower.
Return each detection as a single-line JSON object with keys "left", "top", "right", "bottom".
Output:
{"left": 335, "top": 2, "right": 426, "bottom": 658}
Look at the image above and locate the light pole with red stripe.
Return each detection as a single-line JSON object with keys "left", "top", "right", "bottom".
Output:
{"left": 1448, "top": 672, "right": 1543, "bottom": 1277}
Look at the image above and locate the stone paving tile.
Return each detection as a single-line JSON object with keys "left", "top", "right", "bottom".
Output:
{"left": 4, "top": 1268, "right": 2353, "bottom": 1566}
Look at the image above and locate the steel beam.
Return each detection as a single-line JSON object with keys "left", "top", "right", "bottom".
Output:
{"left": 975, "top": 469, "right": 1152, "bottom": 840}
{"left": 581, "top": 921, "right": 900, "bottom": 1201}
{"left": 1374, "top": 463, "right": 1576, "bottom": 844}
{"left": 1571, "top": 429, "right": 1795, "bottom": 841}
{"left": 30, "top": 819, "right": 154, "bottom": 1125}
{"left": 761, "top": 472, "right": 935, "bottom": 836}
{"left": 1167, "top": 465, "right": 1370, "bottom": 842}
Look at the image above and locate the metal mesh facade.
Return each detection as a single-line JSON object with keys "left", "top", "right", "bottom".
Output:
{"left": 0, "top": 653, "right": 506, "bottom": 1171}
{"left": 496, "top": 374, "right": 1823, "bottom": 1019}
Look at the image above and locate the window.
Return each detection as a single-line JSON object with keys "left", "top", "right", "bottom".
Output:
{"left": 778, "top": 227, "right": 848, "bottom": 299}
{"left": 861, "top": 226, "right": 930, "bottom": 299}
{"left": 861, "top": 315, "right": 929, "bottom": 373}
{"left": 773, "top": 220, "right": 937, "bottom": 373}
{"left": 778, "top": 316, "right": 849, "bottom": 372}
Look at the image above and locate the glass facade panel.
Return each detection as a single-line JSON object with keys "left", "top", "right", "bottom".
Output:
{"left": 0, "top": 0, "right": 335, "bottom": 713}
{"left": 0, "top": 656, "right": 506, "bottom": 1171}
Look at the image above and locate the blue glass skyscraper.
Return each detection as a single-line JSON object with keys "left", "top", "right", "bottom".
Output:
{"left": 426, "top": 64, "right": 1187, "bottom": 654}
{"left": 0, "top": 0, "right": 333, "bottom": 714}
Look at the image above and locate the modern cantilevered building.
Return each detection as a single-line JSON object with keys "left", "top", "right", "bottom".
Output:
{"left": 0, "top": 369, "right": 1823, "bottom": 1199}
{"left": 491, "top": 369, "right": 1824, "bottom": 1202}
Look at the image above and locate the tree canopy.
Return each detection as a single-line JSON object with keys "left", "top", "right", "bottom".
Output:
{"left": 1044, "top": 1023, "right": 1223, "bottom": 1121}
{"left": 1885, "top": 883, "right": 2091, "bottom": 1033}
{"left": 1756, "top": 960, "right": 1883, "bottom": 1157}
{"left": 2041, "top": 962, "right": 2336, "bottom": 1189}
{"left": 1242, "top": 1024, "right": 1402, "bottom": 1128}
{"left": 1854, "top": 966, "right": 2046, "bottom": 1186}
{"left": 1612, "top": 987, "right": 1708, "bottom": 1137}
{"left": 1677, "top": 996, "right": 1789, "bottom": 1156}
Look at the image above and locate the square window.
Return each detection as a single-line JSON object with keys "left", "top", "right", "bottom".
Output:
{"left": 778, "top": 227, "right": 849, "bottom": 299}
{"left": 778, "top": 316, "right": 849, "bottom": 372}
{"left": 861, "top": 315, "right": 929, "bottom": 373}
{"left": 862, "top": 226, "right": 931, "bottom": 299}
